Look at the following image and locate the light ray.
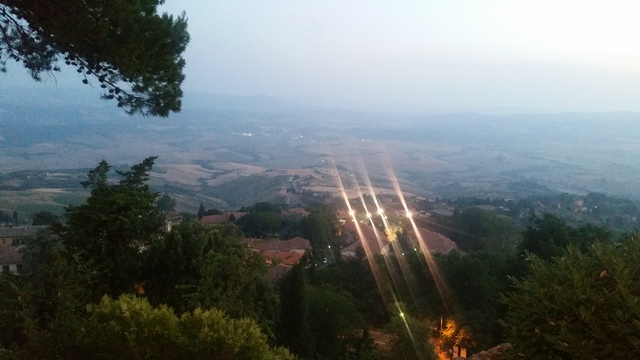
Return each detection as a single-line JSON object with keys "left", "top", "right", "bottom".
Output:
{"left": 328, "top": 154, "right": 393, "bottom": 307}
{"left": 354, "top": 158, "right": 420, "bottom": 306}
{"left": 332, "top": 150, "right": 438, "bottom": 359}
{"left": 381, "top": 152, "right": 454, "bottom": 313}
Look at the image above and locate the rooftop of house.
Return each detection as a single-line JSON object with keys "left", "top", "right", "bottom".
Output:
{"left": 262, "top": 250, "right": 306, "bottom": 267}
{"left": 283, "top": 208, "right": 310, "bottom": 217}
{"left": 431, "top": 209, "right": 454, "bottom": 217}
{"left": 229, "top": 212, "right": 248, "bottom": 220}
{"left": 164, "top": 212, "right": 183, "bottom": 220}
{"left": 201, "top": 212, "right": 248, "bottom": 224}
{"left": 0, "top": 226, "right": 48, "bottom": 240}
{"left": 201, "top": 214, "right": 228, "bottom": 224}
{"left": 244, "top": 237, "right": 312, "bottom": 252}
{"left": 411, "top": 228, "right": 457, "bottom": 254}
{"left": 341, "top": 222, "right": 390, "bottom": 255}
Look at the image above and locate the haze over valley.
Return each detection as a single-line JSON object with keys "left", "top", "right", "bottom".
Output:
{"left": 1, "top": 88, "right": 639, "bottom": 214}
{"left": 4, "top": 2, "right": 640, "bottom": 359}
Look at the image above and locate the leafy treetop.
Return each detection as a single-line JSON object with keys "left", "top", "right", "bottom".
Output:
{"left": 0, "top": 0, "right": 189, "bottom": 117}
{"left": 502, "top": 234, "right": 640, "bottom": 359}
{"left": 56, "top": 156, "right": 164, "bottom": 297}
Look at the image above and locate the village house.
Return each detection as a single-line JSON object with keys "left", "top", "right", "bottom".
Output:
{"left": 164, "top": 212, "right": 183, "bottom": 232}
{"left": 0, "top": 226, "right": 47, "bottom": 274}
{"left": 336, "top": 209, "right": 351, "bottom": 220}
{"left": 282, "top": 207, "right": 310, "bottom": 218}
{"left": 201, "top": 211, "right": 248, "bottom": 224}
{"left": 410, "top": 228, "right": 457, "bottom": 254}
{"left": 340, "top": 222, "right": 390, "bottom": 258}
{"left": 244, "top": 237, "right": 312, "bottom": 280}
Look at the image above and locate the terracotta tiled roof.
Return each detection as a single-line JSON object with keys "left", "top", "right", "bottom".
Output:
{"left": 411, "top": 228, "right": 457, "bottom": 254}
{"left": 245, "top": 237, "right": 312, "bottom": 252}
{"left": 230, "top": 212, "right": 248, "bottom": 220}
{"left": 201, "top": 212, "right": 248, "bottom": 224}
{"left": 0, "top": 226, "right": 46, "bottom": 240}
{"left": 284, "top": 237, "right": 312, "bottom": 251}
{"left": 341, "top": 222, "right": 389, "bottom": 255}
{"left": 262, "top": 250, "right": 306, "bottom": 267}
{"left": 243, "top": 237, "right": 311, "bottom": 281}
{"left": 283, "top": 208, "right": 310, "bottom": 217}
{"left": 201, "top": 214, "right": 229, "bottom": 224}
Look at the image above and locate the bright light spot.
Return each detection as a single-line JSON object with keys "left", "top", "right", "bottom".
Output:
{"left": 328, "top": 245, "right": 331, "bottom": 249}
{"left": 366, "top": 212, "right": 372, "bottom": 218}
{"left": 349, "top": 209, "right": 355, "bottom": 216}
{"left": 400, "top": 312, "right": 405, "bottom": 318}
{"left": 406, "top": 211, "right": 413, "bottom": 218}
{"left": 377, "top": 208, "right": 384, "bottom": 215}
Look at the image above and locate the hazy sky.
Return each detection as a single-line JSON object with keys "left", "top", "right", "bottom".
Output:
{"left": 5, "top": 0, "right": 640, "bottom": 112}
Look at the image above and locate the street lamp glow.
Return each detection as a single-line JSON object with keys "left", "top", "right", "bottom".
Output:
{"left": 406, "top": 211, "right": 413, "bottom": 218}
{"left": 366, "top": 212, "right": 372, "bottom": 218}
{"left": 377, "top": 208, "right": 384, "bottom": 215}
{"left": 348, "top": 209, "right": 355, "bottom": 216}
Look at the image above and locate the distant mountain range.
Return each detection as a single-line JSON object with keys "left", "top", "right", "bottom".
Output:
{"left": 2, "top": 85, "right": 640, "bottom": 213}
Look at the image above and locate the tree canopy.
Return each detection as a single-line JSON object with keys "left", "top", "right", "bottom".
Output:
{"left": 145, "top": 222, "right": 280, "bottom": 336}
{"left": 502, "top": 234, "right": 640, "bottom": 359}
{"left": 237, "top": 203, "right": 283, "bottom": 238}
{"left": 156, "top": 193, "right": 177, "bottom": 212}
{"left": 0, "top": 0, "right": 189, "bottom": 116}
{"left": 278, "top": 262, "right": 314, "bottom": 359}
{"left": 307, "top": 285, "right": 364, "bottom": 360}
{"left": 519, "top": 214, "right": 611, "bottom": 260}
{"left": 27, "top": 294, "right": 296, "bottom": 360}
{"left": 55, "top": 157, "right": 165, "bottom": 297}
{"left": 30, "top": 211, "right": 58, "bottom": 226}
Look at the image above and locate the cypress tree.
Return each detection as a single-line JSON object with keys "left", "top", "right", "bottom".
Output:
{"left": 278, "top": 262, "right": 314, "bottom": 359}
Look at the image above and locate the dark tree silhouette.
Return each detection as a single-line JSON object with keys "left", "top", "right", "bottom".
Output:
{"left": 0, "top": 1, "right": 189, "bottom": 116}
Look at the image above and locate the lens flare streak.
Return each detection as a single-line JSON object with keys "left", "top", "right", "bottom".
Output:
{"left": 329, "top": 149, "right": 455, "bottom": 358}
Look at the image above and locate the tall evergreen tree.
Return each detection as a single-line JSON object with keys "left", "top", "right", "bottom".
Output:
{"left": 307, "top": 285, "right": 364, "bottom": 359}
{"left": 197, "top": 203, "right": 206, "bottom": 219}
{"left": 278, "top": 262, "right": 314, "bottom": 359}
{"left": 55, "top": 157, "right": 164, "bottom": 297}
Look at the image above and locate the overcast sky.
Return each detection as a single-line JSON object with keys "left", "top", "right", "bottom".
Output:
{"left": 6, "top": 0, "right": 640, "bottom": 113}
